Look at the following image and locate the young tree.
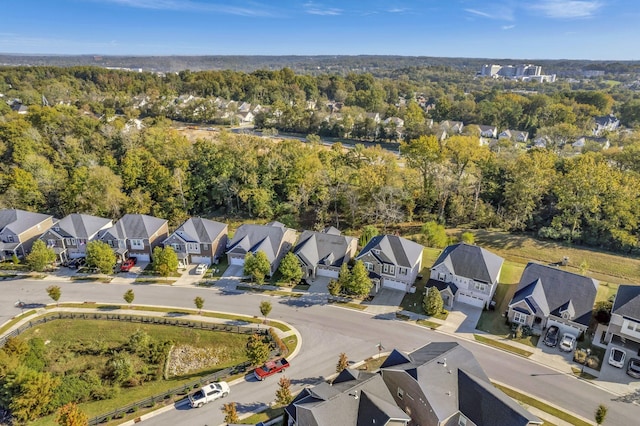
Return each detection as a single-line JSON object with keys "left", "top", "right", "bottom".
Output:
{"left": 123, "top": 289, "right": 135, "bottom": 307}
{"left": 194, "top": 296, "right": 204, "bottom": 314}
{"left": 26, "top": 239, "right": 56, "bottom": 272}
{"left": 260, "top": 300, "right": 272, "bottom": 323}
{"left": 85, "top": 240, "right": 116, "bottom": 274}
{"left": 246, "top": 333, "right": 270, "bottom": 366}
{"left": 460, "top": 231, "right": 475, "bottom": 244}
{"left": 223, "top": 402, "right": 239, "bottom": 424}
{"left": 328, "top": 279, "right": 342, "bottom": 296}
{"left": 278, "top": 252, "right": 303, "bottom": 285}
{"left": 46, "top": 285, "right": 61, "bottom": 306}
{"left": 422, "top": 221, "right": 448, "bottom": 248}
{"left": 56, "top": 402, "right": 88, "bottom": 426}
{"left": 337, "top": 263, "right": 351, "bottom": 291}
{"left": 152, "top": 246, "right": 179, "bottom": 279}
{"left": 244, "top": 250, "right": 271, "bottom": 284}
{"left": 423, "top": 286, "right": 444, "bottom": 316}
{"left": 358, "top": 225, "right": 379, "bottom": 247}
{"left": 595, "top": 404, "right": 608, "bottom": 425}
{"left": 275, "top": 376, "right": 293, "bottom": 406}
{"left": 345, "top": 260, "right": 372, "bottom": 297}
{"left": 336, "top": 352, "right": 349, "bottom": 373}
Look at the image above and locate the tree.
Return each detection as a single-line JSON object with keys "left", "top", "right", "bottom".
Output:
{"left": 358, "top": 225, "right": 379, "bottom": 247}
{"left": 123, "top": 289, "right": 135, "bottom": 307}
{"left": 223, "top": 402, "right": 239, "bottom": 424}
{"left": 328, "top": 279, "right": 341, "bottom": 296}
{"left": 345, "top": 260, "right": 372, "bottom": 297}
{"left": 278, "top": 252, "right": 303, "bottom": 285}
{"left": 46, "top": 285, "right": 61, "bottom": 306}
{"left": 246, "top": 333, "right": 270, "bottom": 366}
{"left": 260, "top": 300, "right": 272, "bottom": 323}
{"left": 336, "top": 352, "right": 349, "bottom": 373}
{"left": 595, "top": 404, "right": 608, "bottom": 425}
{"left": 85, "top": 240, "right": 116, "bottom": 274}
{"left": 460, "top": 232, "right": 475, "bottom": 244}
{"left": 56, "top": 402, "right": 88, "bottom": 426}
{"left": 422, "top": 221, "right": 448, "bottom": 248}
{"left": 194, "top": 296, "right": 204, "bottom": 314}
{"left": 26, "top": 239, "right": 55, "bottom": 272}
{"left": 244, "top": 250, "right": 271, "bottom": 284}
{"left": 275, "top": 376, "right": 293, "bottom": 406}
{"left": 423, "top": 286, "right": 444, "bottom": 316}
{"left": 151, "top": 246, "right": 179, "bottom": 279}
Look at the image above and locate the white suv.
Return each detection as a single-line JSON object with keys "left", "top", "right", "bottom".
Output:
{"left": 609, "top": 348, "right": 626, "bottom": 369}
{"left": 195, "top": 264, "right": 207, "bottom": 275}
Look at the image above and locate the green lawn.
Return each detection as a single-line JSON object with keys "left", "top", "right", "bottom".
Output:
{"left": 474, "top": 335, "right": 533, "bottom": 357}
{"left": 240, "top": 406, "right": 285, "bottom": 425}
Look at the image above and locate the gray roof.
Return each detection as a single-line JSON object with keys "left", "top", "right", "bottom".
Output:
{"left": 294, "top": 230, "right": 356, "bottom": 269}
{"left": 170, "top": 217, "right": 227, "bottom": 244}
{"left": 285, "top": 369, "right": 409, "bottom": 426}
{"left": 0, "top": 209, "right": 52, "bottom": 237}
{"left": 102, "top": 214, "right": 167, "bottom": 240}
{"left": 612, "top": 285, "right": 640, "bottom": 321}
{"left": 357, "top": 235, "right": 424, "bottom": 268}
{"left": 432, "top": 243, "right": 504, "bottom": 284}
{"left": 510, "top": 263, "right": 598, "bottom": 326}
{"left": 510, "top": 278, "right": 550, "bottom": 317}
{"left": 53, "top": 214, "right": 112, "bottom": 239}
{"left": 226, "top": 222, "right": 294, "bottom": 264}
{"left": 381, "top": 342, "right": 540, "bottom": 425}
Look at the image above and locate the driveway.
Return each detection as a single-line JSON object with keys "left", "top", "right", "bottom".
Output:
{"left": 307, "top": 276, "right": 331, "bottom": 293}
{"left": 222, "top": 265, "right": 244, "bottom": 279}
{"left": 365, "top": 288, "right": 405, "bottom": 314}
{"left": 439, "top": 302, "right": 483, "bottom": 334}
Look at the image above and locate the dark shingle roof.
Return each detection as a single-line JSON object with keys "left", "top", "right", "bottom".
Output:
{"left": 294, "top": 230, "right": 356, "bottom": 269}
{"left": 54, "top": 214, "right": 112, "bottom": 239}
{"left": 0, "top": 209, "right": 52, "bottom": 236}
{"left": 511, "top": 263, "right": 598, "bottom": 326}
{"left": 612, "top": 285, "right": 640, "bottom": 321}
{"left": 226, "top": 222, "right": 294, "bottom": 264}
{"left": 357, "top": 235, "right": 424, "bottom": 268}
{"left": 426, "top": 278, "right": 459, "bottom": 295}
{"left": 105, "top": 214, "right": 167, "bottom": 240}
{"left": 432, "top": 243, "right": 504, "bottom": 284}
{"left": 172, "top": 217, "right": 226, "bottom": 244}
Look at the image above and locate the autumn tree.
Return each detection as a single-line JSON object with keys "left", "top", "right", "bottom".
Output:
{"left": 46, "top": 285, "right": 61, "bottom": 306}
{"left": 246, "top": 333, "right": 270, "bottom": 366}
{"left": 85, "top": 240, "right": 116, "bottom": 274}
{"left": 26, "top": 240, "right": 55, "bottom": 272}
{"left": 275, "top": 376, "right": 293, "bottom": 406}
{"left": 244, "top": 250, "right": 271, "bottom": 284}
{"left": 278, "top": 252, "right": 303, "bottom": 285}
{"left": 336, "top": 352, "right": 349, "bottom": 373}
{"left": 358, "top": 225, "right": 379, "bottom": 247}
{"left": 56, "top": 402, "right": 88, "bottom": 426}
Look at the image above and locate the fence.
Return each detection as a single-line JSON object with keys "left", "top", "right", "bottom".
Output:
{"left": 0, "top": 311, "right": 271, "bottom": 425}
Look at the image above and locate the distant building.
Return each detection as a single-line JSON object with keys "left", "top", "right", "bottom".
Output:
{"left": 478, "top": 64, "right": 555, "bottom": 82}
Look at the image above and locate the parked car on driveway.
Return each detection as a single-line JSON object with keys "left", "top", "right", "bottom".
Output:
{"left": 543, "top": 325, "right": 560, "bottom": 347}
{"left": 120, "top": 257, "right": 138, "bottom": 272}
{"left": 195, "top": 263, "right": 207, "bottom": 275}
{"left": 559, "top": 333, "right": 577, "bottom": 352}
{"left": 188, "top": 382, "right": 229, "bottom": 408}
{"left": 609, "top": 347, "right": 626, "bottom": 368}
{"left": 627, "top": 358, "right": 640, "bottom": 379}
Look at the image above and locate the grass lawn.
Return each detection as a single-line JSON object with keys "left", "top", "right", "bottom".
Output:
{"left": 134, "top": 277, "right": 177, "bottom": 284}
{"left": 417, "top": 319, "right": 441, "bottom": 329}
{"left": 474, "top": 334, "right": 533, "bottom": 357}
{"left": 357, "top": 355, "right": 389, "bottom": 372}
{"left": 476, "top": 283, "right": 517, "bottom": 336}
{"left": 236, "top": 285, "right": 303, "bottom": 298}
{"left": 492, "top": 383, "right": 592, "bottom": 426}
{"left": 69, "top": 275, "right": 113, "bottom": 283}
{"left": 596, "top": 282, "right": 618, "bottom": 303}
{"left": 329, "top": 301, "right": 368, "bottom": 311}
{"left": 240, "top": 406, "right": 284, "bottom": 425}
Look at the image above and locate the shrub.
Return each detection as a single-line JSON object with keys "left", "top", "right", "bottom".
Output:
{"left": 586, "top": 355, "right": 600, "bottom": 369}
{"left": 268, "top": 328, "right": 287, "bottom": 355}
{"left": 574, "top": 349, "right": 587, "bottom": 364}
{"left": 328, "top": 279, "right": 341, "bottom": 296}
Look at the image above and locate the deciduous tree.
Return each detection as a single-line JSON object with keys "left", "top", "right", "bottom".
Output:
{"left": 244, "top": 250, "right": 271, "bottom": 284}
{"left": 194, "top": 296, "right": 204, "bottom": 314}
{"left": 345, "top": 260, "right": 372, "bottom": 297}
{"left": 275, "top": 376, "right": 293, "bottom": 406}
{"left": 85, "top": 240, "right": 116, "bottom": 274}
{"left": 260, "top": 301, "right": 272, "bottom": 323}
{"left": 46, "top": 285, "right": 61, "bottom": 306}
{"left": 56, "top": 402, "right": 89, "bottom": 426}
{"left": 223, "top": 402, "right": 239, "bottom": 424}
{"left": 151, "top": 246, "right": 179, "bottom": 279}
{"left": 123, "top": 289, "right": 135, "bottom": 307}
{"left": 278, "top": 252, "right": 303, "bottom": 285}
{"left": 336, "top": 353, "right": 349, "bottom": 373}
{"left": 423, "top": 286, "right": 444, "bottom": 316}
{"left": 26, "top": 240, "right": 56, "bottom": 272}
{"left": 246, "top": 334, "right": 270, "bottom": 366}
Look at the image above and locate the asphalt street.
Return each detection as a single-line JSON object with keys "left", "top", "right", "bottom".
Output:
{"left": 2, "top": 278, "right": 639, "bottom": 425}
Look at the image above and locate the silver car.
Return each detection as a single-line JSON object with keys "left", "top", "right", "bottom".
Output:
{"left": 559, "top": 333, "right": 577, "bottom": 352}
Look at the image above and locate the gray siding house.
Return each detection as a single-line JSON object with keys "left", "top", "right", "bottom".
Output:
{"left": 293, "top": 226, "right": 357, "bottom": 280}
{"left": 356, "top": 235, "right": 425, "bottom": 293}
{"left": 507, "top": 263, "right": 598, "bottom": 337}
{"left": 163, "top": 217, "right": 228, "bottom": 266}
{"left": 39, "top": 213, "right": 113, "bottom": 262}
{"left": 99, "top": 214, "right": 169, "bottom": 262}
{"left": 429, "top": 243, "right": 504, "bottom": 309}
{"left": 226, "top": 221, "right": 297, "bottom": 276}
{"left": 605, "top": 285, "right": 640, "bottom": 346}
{"left": 0, "top": 209, "right": 54, "bottom": 261}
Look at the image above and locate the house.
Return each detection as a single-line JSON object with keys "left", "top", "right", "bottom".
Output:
{"left": 238, "top": 102, "right": 252, "bottom": 113}
{"left": 163, "top": 217, "right": 228, "bottom": 267}
{"left": 99, "top": 214, "right": 169, "bottom": 262}
{"left": 499, "top": 129, "right": 529, "bottom": 143}
{"left": 292, "top": 227, "right": 357, "bottom": 280}
{"left": 428, "top": 243, "right": 504, "bottom": 309}
{"left": 226, "top": 221, "right": 297, "bottom": 276}
{"left": 532, "top": 137, "right": 549, "bottom": 149}
{"left": 236, "top": 111, "right": 255, "bottom": 125}
{"left": 285, "top": 368, "right": 410, "bottom": 426}
{"left": 39, "top": 214, "right": 112, "bottom": 263}
{"left": 0, "top": 209, "right": 54, "bottom": 261}
{"left": 507, "top": 263, "right": 598, "bottom": 336}
{"left": 380, "top": 342, "right": 541, "bottom": 426}
{"left": 593, "top": 114, "right": 620, "bottom": 136}
{"left": 356, "top": 235, "right": 424, "bottom": 293}
{"left": 366, "top": 112, "right": 381, "bottom": 124}
{"left": 604, "top": 285, "right": 640, "bottom": 346}
{"left": 474, "top": 124, "right": 498, "bottom": 138}
{"left": 572, "top": 136, "right": 610, "bottom": 150}
{"left": 440, "top": 120, "right": 464, "bottom": 134}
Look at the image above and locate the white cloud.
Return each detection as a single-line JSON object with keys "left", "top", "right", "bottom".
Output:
{"left": 95, "top": 0, "right": 274, "bottom": 17}
{"left": 464, "top": 4, "right": 515, "bottom": 21}
{"left": 465, "top": 8, "right": 492, "bottom": 18}
{"left": 303, "top": 2, "right": 342, "bottom": 16}
{"left": 528, "top": 0, "right": 603, "bottom": 19}
{"left": 388, "top": 8, "right": 408, "bottom": 13}
{"left": 502, "top": 24, "right": 516, "bottom": 30}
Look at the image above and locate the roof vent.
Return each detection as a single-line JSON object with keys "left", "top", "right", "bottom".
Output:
{"left": 348, "top": 391, "right": 358, "bottom": 400}
{"left": 446, "top": 391, "right": 451, "bottom": 396}
{"left": 438, "top": 357, "right": 447, "bottom": 367}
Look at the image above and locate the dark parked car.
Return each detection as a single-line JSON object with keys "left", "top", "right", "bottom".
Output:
{"left": 627, "top": 358, "right": 640, "bottom": 379}
{"left": 543, "top": 325, "right": 560, "bottom": 347}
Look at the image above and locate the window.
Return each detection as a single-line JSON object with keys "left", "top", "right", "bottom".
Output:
{"left": 389, "top": 265, "right": 395, "bottom": 274}
{"left": 373, "top": 249, "right": 380, "bottom": 255}
{"left": 438, "top": 272, "right": 446, "bottom": 281}
{"left": 397, "top": 387, "right": 404, "bottom": 400}
{"left": 513, "top": 311, "right": 528, "bottom": 324}
{"left": 7, "top": 235, "right": 14, "bottom": 243}
{"left": 65, "top": 238, "right": 76, "bottom": 246}
{"left": 383, "top": 264, "right": 388, "bottom": 273}
{"left": 187, "top": 243, "right": 198, "bottom": 251}
{"left": 202, "top": 244, "right": 209, "bottom": 250}
{"left": 171, "top": 243, "right": 181, "bottom": 252}
{"left": 458, "top": 416, "right": 467, "bottom": 426}
{"left": 364, "top": 262, "right": 373, "bottom": 271}
{"left": 47, "top": 239, "right": 56, "bottom": 247}
{"left": 130, "top": 239, "right": 144, "bottom": 249}
{"left": 474, "top": 282, "right": 487, "bottom": 291}
{"left": 399, "top": 267, "right": 407, "bottom": 275}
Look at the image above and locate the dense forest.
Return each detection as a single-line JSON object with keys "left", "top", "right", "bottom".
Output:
{"left": 1, "top": 65, "right": 640, "bottom": 252}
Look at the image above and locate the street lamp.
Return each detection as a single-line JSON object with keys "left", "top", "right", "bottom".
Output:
{"left": 377, "top": 342, "right": 385, "bottom": 359}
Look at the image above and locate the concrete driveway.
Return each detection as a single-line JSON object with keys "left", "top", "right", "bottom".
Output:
{"left": 222, "top": 264, "right": 244, "bottom": 278}
{"left": 307, "top": 276, "right": 331, "bottom": 293}
{"left": 439, "top": 302, "right": 483, "bottom": 334}
{"left": 597, "top": 344, "right": 640, "bottom": 394}
{"left": 365, "top": 288, "right": 405, "bottom": 314}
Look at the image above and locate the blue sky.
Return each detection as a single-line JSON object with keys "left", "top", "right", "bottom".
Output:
{"left": 1, "top": 0, "right": 638, "bottom": 60}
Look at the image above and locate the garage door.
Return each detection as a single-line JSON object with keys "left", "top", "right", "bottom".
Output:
{"left": 135, "top": 254, "right": 150, "bottom": 262}
{"left": 383, "top": 279, "right": 408, "bottom": 292}
{"left": 546, "top": 319, "right": 582, "bottom": 337}
{"left": 317, "top": 267, "right": 339, "bottom": 278}
{"left": 191, "top": 256, "right": 211, "bottom": 265}
{"left": 456, "top": 292, "right": 485, "bottom": 308}
{"left": 229, "top": 256, "right": 244, "bottom": 266}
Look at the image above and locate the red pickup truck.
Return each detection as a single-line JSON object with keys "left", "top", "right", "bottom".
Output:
{"left": 253, "top": 358, "right": 289, "bottom": 381}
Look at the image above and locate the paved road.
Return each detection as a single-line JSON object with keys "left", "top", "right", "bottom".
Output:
{"left": 2, "top": 279, "right": 639, "bottom": 425}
